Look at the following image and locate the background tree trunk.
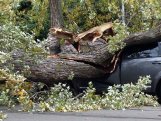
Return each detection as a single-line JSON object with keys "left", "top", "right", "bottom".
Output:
{"left": 48, "top": 0, "right": 64, "bottom": 55}
{"left": 49, "top": 0, "right": 63, "bottom": 28}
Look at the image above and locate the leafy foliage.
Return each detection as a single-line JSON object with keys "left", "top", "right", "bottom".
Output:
{"left": 0, "top": 23, "right": 47, "bottom": 112}
{"left": 38, "top": 76, "right": 158, "bottom": 112}
{"left": 0, "top": 0, "right": 50, "bottom": 40}
{"left": 107, "top": 21, "right": 128, "bottom": 54}
{"left": 0, "top": 69, "right": 33, "bottom": 109}
{"left": 0, "top": 23, "right": 48, "bottom": 71}
{"left": 0, "top": 67, "right": 159, "bottom": 112}
{"left": 102, "top": 76, "right": 158, "bottom": 109}
{"left": 0, "top": 23, "right": 35, "bottom": 52}
{"left": 0, "top": 111, "right": 7, "bottom": 121}
{"left": 62, "top": 0, "right": 161, "bottom": 33}
{"left": 1, "top": 0, "right": 161, "bottom": 38}
{"left": 0, "top": 0, "right": 14, "bottom": 24}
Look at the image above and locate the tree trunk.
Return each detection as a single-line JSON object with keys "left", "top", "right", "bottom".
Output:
{"left": 124, "top": 24, "right": 161, "bottom": 46}
{"left": 8, "top": 24, "right": 161, "bottom": 84}
{"left": 48, "top": 0, "right": 64, "bottom": 55}
{"left": 11, "top": 51, "right": 107, "bottom": 85}
{"left": 49, "top": 0, "right": 63, "bottom": 28}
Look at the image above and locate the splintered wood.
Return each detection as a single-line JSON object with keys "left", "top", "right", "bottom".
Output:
{"left": 75, "top": 22, "right": 114, "bottom": 42}
{"left": 49, "top": 22, "right": 114, "bottom": 52}
{"left": 49, "top": 22, "right": 114, "bottom": 43}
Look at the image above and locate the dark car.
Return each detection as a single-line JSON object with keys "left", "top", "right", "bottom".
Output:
{"left": 72, "top": 41, "right": 161, "bottom": 100}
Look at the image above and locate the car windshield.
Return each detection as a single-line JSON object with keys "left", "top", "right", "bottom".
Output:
{"left": 123, "top": 42, "right": 160, "bottom": 59}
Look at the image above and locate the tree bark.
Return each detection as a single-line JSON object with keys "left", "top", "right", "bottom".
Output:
{"left": 27, "top": 59, "right": 107, "bottom": 84}
{"left": 49, "top": 0, "right": 63, "bottom": 28}
{"left": 48, "top": 0, "right": 64, "bottom": 55}
{"left": 8, "top": 24, "right": 161, "bottom": 84}
{"left": 11, "top": 51, "right": 107, "bottom": 85}
{"left": 124, "top": 24, "right": 161, "bottom": 46}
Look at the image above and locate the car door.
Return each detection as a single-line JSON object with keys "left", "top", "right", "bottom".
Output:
{"left": 120, "top": 42, "right": 160, "bottom": 85}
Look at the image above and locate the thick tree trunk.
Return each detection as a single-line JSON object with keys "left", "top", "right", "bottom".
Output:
{"left": 124, "top": 24, "right": 161, "bottom": 46}
{"left": 11, "top": 51, "right": 107, "bottom": 84}
{"left": 26, "top": 59, "right": 107, "bottom": 84}
{"left": 9, "top": 24, "right": 161, "bottom": 84}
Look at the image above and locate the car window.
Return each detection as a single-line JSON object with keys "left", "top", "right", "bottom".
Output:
{"left": 123, "top": 43, "right": 159, "bottom": 59}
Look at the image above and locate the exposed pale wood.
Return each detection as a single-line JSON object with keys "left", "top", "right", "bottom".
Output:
{"left": 75, "top": 22, "right": 113, "bottom": 42}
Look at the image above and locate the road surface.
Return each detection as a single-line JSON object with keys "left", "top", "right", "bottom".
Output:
{"left": 1, "top": 106, "right": 161, "bottom": 121}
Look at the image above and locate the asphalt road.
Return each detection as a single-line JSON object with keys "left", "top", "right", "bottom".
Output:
{"left": 1, "top": 106, "right": 161, "bottom": 121}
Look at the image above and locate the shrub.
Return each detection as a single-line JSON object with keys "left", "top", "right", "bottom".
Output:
{"left": 38, "top": 76, "right": 158, "bottom": 112}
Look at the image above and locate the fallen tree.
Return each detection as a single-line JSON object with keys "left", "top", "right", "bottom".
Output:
{"left": 9, "top": 23, "right": 161, "bottom": 84}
